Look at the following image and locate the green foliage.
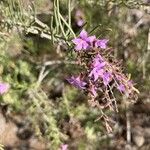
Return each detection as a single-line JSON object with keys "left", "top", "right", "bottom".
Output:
{"left": 26, "top": 88, "right": 62, "bottom": 149}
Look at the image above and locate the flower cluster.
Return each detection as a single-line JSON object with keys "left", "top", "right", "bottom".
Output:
{"left": 72, "top": 29, "right": 108, "bottom": 51}
{"left": 67, "top": 29, "right": 139, "bottom": 132}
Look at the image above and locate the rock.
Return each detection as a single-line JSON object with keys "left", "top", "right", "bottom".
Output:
{"left": 29, "top": 138, "right": 46, "bottom": 150}
{"left": 0, "top": 113, "right": 20, "bottom": 146}
{"left": 133, "top": 135, "right": 145, "bottom": 147}
{"left": 132, "top": 126, "right": 145, "bottom": 147}
{"left": 0, "top": 113, "right": 6, "bottom": 135}
{"left": 144, "top": 128, "right": 150, "bottom": 138}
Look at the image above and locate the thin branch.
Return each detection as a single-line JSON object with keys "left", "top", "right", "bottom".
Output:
{"left": 44, "top": 60, "right": 78, "bottom": 66}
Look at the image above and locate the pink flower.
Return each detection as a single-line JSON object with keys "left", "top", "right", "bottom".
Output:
{"left": 95, "top": 39, "right": 109, "bottom": 49}
{"left": 79, "top": 29, "right": 88, "bottom": 39}
{"left": 89, "top": 67, "right": 104, "bottom": 81}
{"left": 72, "top": 29, "right": 96, "bottom": 51}
{"left": 72, "top": 29, "right": 89, "bottom": 51}
{"left": 75, "top": 10, "right": 82, "bottom": 17}
{"left": 67, "top": 76, "right": 87, "bottom": 89}
{"left": 0, "top": 83, "right": 10, "bottom": 95}
{"left": 72, "top": 38, "right": 89, "bottom": 51}
{"left": 102, "top": 72, "right": 112, "bottom": 86}
{"left": 61, "top": 144, "right": 68, "bottom": 150}
{"left": 75, "top": 10, "right": 85, "bottom": 27}
{"left": 92, "top": 57, "right": 105, "bottom": 69}
{"left": 89, "top": 54, "right": 106, "bottom": 81}
{"left": 77, "top": 19, "right": 84, "bottom": 26}
{"left": 86, "top": 35, "right": 96, "bottom": 45}
{"left": 117, "top": 84, "right": 125, "bottom": 92}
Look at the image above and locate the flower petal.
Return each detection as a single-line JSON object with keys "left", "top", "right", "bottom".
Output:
{"left": 77, "top": 19, "right": 84, "bottom": 26}
{"left": 86, "top": 35, "right": 96, "bottom": 43}
{"left": 82, "top": 41, "right": 89, "bottom": 50}
{"left": 72, "top": 38, "right": 81, "bottom": 44}
{"left": 117, "top": 84, "right": 125, "bottom": 92}
{"left": 80, "top": 29, "right": 88, "bottom": 39}
{"left": 95, "top": 39, "right": 109, "bottom": 49}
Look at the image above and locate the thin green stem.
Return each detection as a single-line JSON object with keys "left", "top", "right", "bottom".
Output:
{"left": 50, "top": 15, "right": 54, "bottom": 44}
{"left": 54, "top": 0, "right": 59, "bottom": 34}
{"left": 56, "top": 0, "right": 67, "bottom": 39}
{"left": 66, "top": 0, "right": 71, "bottom": 35}
{"left": 68, "top": 0, "right": 71, "bottom": 27}
{"left": 59, "top": 12, "right": 76, "bottom": 38}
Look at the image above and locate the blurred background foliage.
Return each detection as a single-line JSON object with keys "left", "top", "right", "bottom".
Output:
{"left": 0, "top": 0, "right": 150, "bottom": 150}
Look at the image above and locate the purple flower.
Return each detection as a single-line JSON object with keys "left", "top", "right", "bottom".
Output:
{"left": 75, "top": 10, "right": 82, "bottom": 17}
{"left": 92, "top": 55, "right": 105, "bottom": 68}
{"left": 67, "top": 76, "right": 87, "bottom": 89}
{"left": 89, "top": 66, "right": 104, "bottom": 81}
{"left": 72, "top": 29, "right": 97, "bottom": 51}
{"left": 72, "top": 29, "right": 89, "bottom": 51}
{"left": 75, "top": 10, "right": 85, "bottom": 27}
{"left": 86, "top": 35, "right": 96, "bottom": 45}
{"left": 117, "top": 84, "right": 125, "bottom": 92}
{"left": 79, "top": 29, "right": 88, "bottom": 39}
{"left": 89, "top": 55, "right": 106, "bottom": 81}
{"left": 95, "top": 39, "right": 108, "bottom": 49}
{"left": 77, "top": 19, "right": 84, "bottom": 27}
{"left": 61, "top": 144, "right": 68, "bottom": 150}
{"left": 72, "top": 38, "right": 89, "bottom": 51}
{"left": 128, "top": 80, "right": 133, "bottom": 87}
{"left": 0, "top": 83, "right": 10, "bottom": 95}
{"left": 102, "top": 72, "right": 112, "bottom": 86}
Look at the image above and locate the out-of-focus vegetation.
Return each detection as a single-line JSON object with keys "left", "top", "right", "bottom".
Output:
{"left": 0, "top": 0, "right": 150, "bottom": 150}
